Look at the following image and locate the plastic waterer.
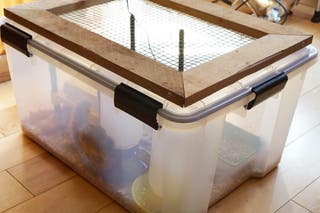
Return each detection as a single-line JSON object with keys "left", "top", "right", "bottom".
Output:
{"left": 2, "top": 19, "right": 318, "bottom": 213}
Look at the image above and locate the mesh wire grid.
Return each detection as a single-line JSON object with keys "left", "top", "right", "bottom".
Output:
{"left": 60, "top": 0, "right": 255, "bottom": 71}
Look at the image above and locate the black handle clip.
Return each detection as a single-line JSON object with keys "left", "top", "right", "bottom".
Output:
{"left": 0, "top": 23, "right": 32, "bottom": 57}
{"left": 245, "top": 72, "right": 288, "bottom": 110}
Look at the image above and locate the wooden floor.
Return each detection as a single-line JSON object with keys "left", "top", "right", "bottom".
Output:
{"left": 0, "top": 5, "right": 320, "bottom": 213}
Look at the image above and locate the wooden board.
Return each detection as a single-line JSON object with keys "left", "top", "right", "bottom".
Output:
{"left": 184, "top": 34, "right": 312, "bottom": 105}
{"left": 3, "top": 0, "right": 313, "bottom": 107}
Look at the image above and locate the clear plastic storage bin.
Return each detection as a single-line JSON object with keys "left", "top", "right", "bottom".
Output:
{"left": 1, "top": 0, "right": 318, "bottom": 211}
{"left": 4, "top": 34, "right": 317, "bottom": 212}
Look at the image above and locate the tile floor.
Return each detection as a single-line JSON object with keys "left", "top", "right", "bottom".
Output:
{"left": 0, "top": 3, "right": 320, "bottom": 213}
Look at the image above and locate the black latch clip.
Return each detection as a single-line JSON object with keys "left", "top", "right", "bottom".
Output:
{"left": 0, "top": 23, "right": 32, "bottom": 57}
{"left": 114, "top": 83, "right": 163, "bottom": 130}
{"left": 245, "top": 72, "right": 288, "bottom": 110}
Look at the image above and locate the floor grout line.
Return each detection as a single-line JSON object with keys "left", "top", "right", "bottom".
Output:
{"left": 273, "top": 175, "right": 320, "bottom": 213}
{"left": 285, "top": 122, "right": 320, "bottom": 148}
{"left": 291, "top": 199, "right": 313, "bottom": 213}
{"left": 0, "top": 150, "right": 47, "bottom": 173}
{"left": 3, "top": 175, "right": 80, "bottom": 212}
{"left": 300, "top": 81, "right": 320, "bottom": 97}
{"left": 2, "top": 129, "right": 22, "bottom": 138}
{"left": 7, "top": 156, "right": 78, "bottom": 197}
{"left": 0, "top": 129, "right": 22, "bottom": 137}
{"left": 3, "top": 151, "right": 48, "bottom": 172}
{"left": 33, "top": 174, "right": 79, "bottom": 195}
{"left": 94, "top": 201, "right": 115, "bottom": 213}
{"left": 265, "top": 73, "right": 320, "bottom": 212}
{"left": 2, "top": 171, "right": 35, "bottom": 212}
{"left": 0, "top": 130, "right": 22, "bottom": 143}
{"left": 292, "top": 174, "right": 320, "bottom": 201}
{"left": 6, "top": 170, "right": 35, "bottom": 196}
{"left": 274, "top": 200, "right": 292, "bottom": 213}
{"left": 29, "top": 173, "right": 78, "bottom": 196}
{"left": 2, "top": 198, "right": 31, "bottom": 213}
{"left": 27, "top": 167, "right": 78, "bottom": 196}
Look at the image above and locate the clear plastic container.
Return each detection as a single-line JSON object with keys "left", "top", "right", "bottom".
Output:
{"left": 4, "top": 21, "right": 317, "bottom": 212}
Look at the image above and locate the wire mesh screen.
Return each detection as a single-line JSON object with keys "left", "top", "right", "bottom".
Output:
{"left": 60, "top": 0, "right": 255, "bottom": 71}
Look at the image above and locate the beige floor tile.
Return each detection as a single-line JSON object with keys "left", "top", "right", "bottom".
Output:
{"left": 0, "top": 133, "right": 45, "bottom": 171}
{"left": 97, "top": 203, "right": 128, "bottom": 213}
{"left": 0, "top": 54, "right": 9, "bottom": 72}
{"left": 0, "top": 81, "right": 15, "bottom": 110}
{"left": 8, "top": 153, "right": 76, "bottom": 195}
{"left": 0, "top": 55, "right": 10, "bottom": 83}
{"left": 314, "top": 32, "right": 320, "bottom": 41}
{"left": 289, "top": 5, "right": 318, "bottom": 30}
{"left": 285, "top": 15, "right": 304, "bottom": 26}
{"left": 294, "top": 177, "right": 320, "bottom": 213}
{"left": 291, "top": 4, "right": 315, "bottom": 19}
{"left": 300, "top": 38, "right": 320, "bottom": 96}
{"left": 5, "top": 176, "right": 112, "bottom": 213}
{"left": 0, "top": 106, "right": 21, "bottom": 136}
{"left": 0, "top": 171, "right": 33, "bottom": 212}
{"left": 288, "top": 20, "right": 320, "bottom": 35}
{"left": 286, "top": 86, "right": 320, "bottom": 144}
{"left": 286, "top": 40, "right": 320, "bottom": 146}
{"left": 276, "top": 201, "right": 311, "bottom": 213}
{"left": 311, "top": 38, "right": 320, "bottom": 48}
{"left": 209, "top": 125, "right": 320, "bottom": 213}
{"left": 301, "top": 59, "right": 320, "bottom": 96}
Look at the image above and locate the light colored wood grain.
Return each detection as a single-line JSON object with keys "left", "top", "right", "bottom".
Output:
{"left": 293, "top": 178, "right": 320, "bottom": 213}
{"left": 0, "top": 106, "right": 21, "bottom": 136}
{"left": 286, "top": 19, "right": 320, "bottom": 35}
{"left": 0, "top": 81, "right": 16, "bottom": 110}
{"left": 300, "top": 39, "right": 320, "bottom": 96}
{"left": 6, "top": 176, "right": 112, "bottom": 213}
{"left": 8, "top": 153, "right": 76, "bottom": 195}
{"left": 48, "top": 0, "right": 112, "bottom": 14}
{"left": 0, "top": 132, "right": 45, "bottom": 171}
{"left": 275, "top": 201, "right": 311, "bottom": 213}
{"left": 98, "top": 203, "right": 128, "bottom": 213}
{"left": 0, "top": 171, "right": 32, "bottom": 212}
{"left": 291, "top": 4, "right": 316, "bottom": 19}
{"left": 298, "top": 0, "right": 319, "bottom": 10}
{"left": 184, "top": 34, "right": 312, "bottom": 105}
{"left": 301, "top": 59, "right": 320, "bottom": 96}
{"left": 0, "top": 55, "right": 10, "bottom": 83}
{"left": 284, "top": 15, "right": 304, "bottom": 26}
{"left": 0, "top": 72, "right": 11, "bottom": 84}
{"left": 4, "top": 8, "right": 186, "bottom": 106}
{"left": 0, "top": 54, "right": 8, "bottom": 71}
{"left": 286, "top": 86, "right": 320, "bottom": 144}
{"left": 209, "top": 124, "right": 320, "bottom": 213}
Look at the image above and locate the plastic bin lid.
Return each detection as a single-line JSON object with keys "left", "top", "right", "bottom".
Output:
{"left": 4, "top": 0, "right": 312, "bottom": 107}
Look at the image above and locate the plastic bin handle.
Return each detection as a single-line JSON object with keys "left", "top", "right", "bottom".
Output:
{"left": 114, "top": 83, "right": 163, "bottom": 130}
{"left": 0, "top": 23, "right": 32, "bottom": 57}
{"left": 245, "top": 72, "right": 288, "bottom": 110}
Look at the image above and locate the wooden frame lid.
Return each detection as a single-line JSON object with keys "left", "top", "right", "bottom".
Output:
{"left": 4, "top": 0, "right": 312, "bottom": 107}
